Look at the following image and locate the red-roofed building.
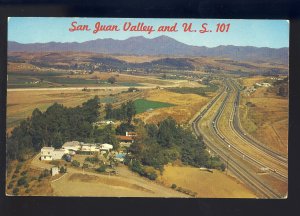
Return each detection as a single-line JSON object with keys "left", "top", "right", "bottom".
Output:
{"left": 126, "top": 132, "right": 137, "bottom": 137}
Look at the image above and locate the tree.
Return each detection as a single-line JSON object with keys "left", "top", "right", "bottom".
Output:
{"left": 102, "top": 124, "right": 118, "bottom": 149}
{"left": 105, "top": 103, "right": 113, "bottom": 119}
{"left": 71, "top": 160, "right": 80, "bottom": 167}
{"left": 157, "top": 117, "right": 177, "bottom": 148}
{"left": 81, "top": 96, "right": 101, "bottom": 123}
{"left": 125, "top": 100, "right": 136, "bottom": 123}
{"left": 107, "top": 76, "right": 116, "bottom": 84}
{"left": 116, "top": 122, "right": 135, "bottom": 135}
{"left": 17, "top": 177, "right": 28, "bottom": 186}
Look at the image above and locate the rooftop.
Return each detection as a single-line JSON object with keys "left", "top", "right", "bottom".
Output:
{"left": 117, "top": 135, "right": 134, "bottom": 141}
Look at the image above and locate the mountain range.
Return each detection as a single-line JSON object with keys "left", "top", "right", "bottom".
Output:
{"left": 8, "top": 36, "right": 288, "bottom": 64}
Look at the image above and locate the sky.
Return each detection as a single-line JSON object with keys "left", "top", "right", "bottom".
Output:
{"left": 8, "top": 17, "right": 289, "bottom": 48}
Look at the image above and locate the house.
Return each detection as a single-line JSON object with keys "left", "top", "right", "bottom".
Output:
{"left": 126, "top": 132, "right": 137, "bottom": 137}
{"left": 99, "top": 143, "right": 113, "bottom": 151}
{"left": 92, "top": 120, "right": 115, "bottom": 126}
{"left": 81, "top": 144, "right": 98, "bottom": 152}
{"left": 62, "top": 141, "right": 81, "bottom": 153}
{"left": 117, "top": 135, "right": 134, "bottom": 143}
{"left": 51, "top": 167, "right": 59, "bottom": 176}
{"left": 41, "top": 147, "right": 54, "bottom": 161}
{"left": 41, "top": 147, "right": 65, "bottom": 161}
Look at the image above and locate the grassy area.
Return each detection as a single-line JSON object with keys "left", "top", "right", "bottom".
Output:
{"left": 159, "top": 165, "right": 256, "bottom": 198}
{"left": 133, "top": 99, "right": 175, "bottom": 114}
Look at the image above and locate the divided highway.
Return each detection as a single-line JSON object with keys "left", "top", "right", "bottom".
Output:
{"left": 192, "top": 78, "right": 288, "bottom": 198}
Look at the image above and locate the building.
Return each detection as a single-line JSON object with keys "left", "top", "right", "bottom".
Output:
{"left": 62, "top": 141, "right": 81, "bottom": 153}
{"left": 117, "top": 135, "right": 134, "bottom": 143}
{"left": 99, "top": 143, "right": 113, "bottom": 151}
{"left": 41, "top": 147, "right": 65, "bottom": 161}
{"left": 41, "top": 147, "right": 54, "bottom": 161}
{"left": 81, "top": 144, "right": 98, "bottom": 152}
{"left": 51, "top": 167, "right": 59, "bottom": 176}
{"left": 125, "top": 132, "right": 137, "bottom": 137}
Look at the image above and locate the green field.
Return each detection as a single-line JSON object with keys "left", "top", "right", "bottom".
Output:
{"left": 133, "top": 99, "right": 175, "bottom": 114}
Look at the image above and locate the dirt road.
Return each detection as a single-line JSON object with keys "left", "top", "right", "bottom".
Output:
{"left": 31, "top": 155, "right": 189, "bottom": 197}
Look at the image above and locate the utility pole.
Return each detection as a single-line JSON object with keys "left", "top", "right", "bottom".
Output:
{"left": 226, "top": 145, "right": 231, "bottom": 175}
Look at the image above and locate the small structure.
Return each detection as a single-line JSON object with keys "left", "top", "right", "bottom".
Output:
{"left": 93, "top": 120, "right": 115, "bottom": 126}
{"left": 99, "top": 143, "right": 113, "bottom": 151}
{"left": 117, "top": 135, "right": 134, "bottom": 144}
{"left": 41, "top": 147, "right": 54, "bottom": 161}
{"left": 51, "top": 167, "right": 59, "bottom": 176}
{"left": 62, "top": 141, "right": 81, "bottom": 153}
{"left": 41, "top": 147, "right": 65, "bottom": 161}
{"left": 81, "top": 143, "right": 98, "bottom": 152}
{"left": 125, "top": 132, "right": 137, "bottom": 137}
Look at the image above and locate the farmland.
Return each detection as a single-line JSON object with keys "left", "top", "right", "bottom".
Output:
{"left": 6, "top": 51, "right": 288, "bottom": 198}
{"left": 133, "top": 99, "right": 175, "bottom": 114}
{"left": 136, "top": 89, "right": 215, "bottom": 124}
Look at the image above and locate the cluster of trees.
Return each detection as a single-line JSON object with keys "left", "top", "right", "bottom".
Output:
{"left": 124, "top": 117, "right": 225, "bottom": 179}
{"left": 105, "top": 101, "right": 136, "bottom": 123}
{"left": 7, "top": 96, "right": 118, "bottom": 161}
{"left": 168, "top": 84, "right": 218, "bottom": 96}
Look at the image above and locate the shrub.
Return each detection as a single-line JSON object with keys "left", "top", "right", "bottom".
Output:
{"left": 96, "top": 165, "right": 106, "bottom": 173}
{"left": 20, "top": 171, "right": 27, "bottom": 176}
{"left": 17, "top": 176, "right": 28, "bottom": 186}
{"left": 171, "top": 184, "right": 177, "bottom": 189}
{"left": 220, "top": 163, "right": 226, "bottom": 172}
{"left": 85, "top": 157, "right": 99, "bottom": 164}
{"left": 12, "top": 174, "right": 17, "bottom": 179}
{"left": 39, "top": 169, "right": 50, "bottom": 180}
{"left": 8, "top": 182, "right": 14, "bottom": 189}
{"left": 25, "top": 189, "right": 30, "bottom": 193}
{"left": 31, "top": 177, "right": 37, "bottom": 181}
{"left": 71, "top": 160, "right": 80, "bottom": 167}
{"left": 12, "top": 187, "right": 19, "bottom": 195}
{"left": 82, "top": 163, "right": 89, "bottom": 169}
{"left": 59, "top": 166, "right": 67, "bottom": 173}
{"left": 24, "top": 183, "right": 29, "bottom": 188}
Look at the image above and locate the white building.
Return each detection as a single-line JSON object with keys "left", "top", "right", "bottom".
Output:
{"left": 41, "top": 147, "right": 65, "bottom": 161}
{"left": 62, "top": 141, "right": 81, "bottom": 153}
{"left": 81, "top": 144, "right": 99, "bottom": 152}
{"left": 99, "top": 143, "right": 113, "bottom": 151}
{"left": 51, "top": 167, "right": 59, "bottom": 176}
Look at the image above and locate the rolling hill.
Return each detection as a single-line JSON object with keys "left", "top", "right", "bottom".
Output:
{"left": 8, "top": 36, "right": 288, "bottom": 64}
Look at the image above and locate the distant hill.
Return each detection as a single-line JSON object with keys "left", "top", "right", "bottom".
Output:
{"left": 8, "top": 36, "right": 288, "bottom": 64}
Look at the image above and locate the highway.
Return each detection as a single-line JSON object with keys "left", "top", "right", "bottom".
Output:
{"left": 191, "top": 78, "right": 288, "bottom": 198}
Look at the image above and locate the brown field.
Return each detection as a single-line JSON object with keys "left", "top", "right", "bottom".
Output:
{"left": 158, "top": 165, "right": 257, "bottom": 198}
{"left": 238, "top": 76, "right": 268, "bottom": 87}
{"left": 136, "top": 89, "right": 214, "bottom": 124}
{"left": 50, "top": 165, "right": 189, "bottom": 197}
{"left": 239, "top": 81, "right": 288, "bottom": 155}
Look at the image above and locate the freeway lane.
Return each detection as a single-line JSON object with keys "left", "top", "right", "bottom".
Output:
{"left": 192, "top": 78, "right": 287, "bottom": 198}
{"left": 230, "top": 79, "right": 288, "bottom": 163}
{"left": 223, "top": 80, "right": 288, "bottom": 178}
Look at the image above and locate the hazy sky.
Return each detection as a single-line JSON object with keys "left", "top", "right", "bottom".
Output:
{"left": 8, "top": 17, "right": 289, "bottom": 48}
